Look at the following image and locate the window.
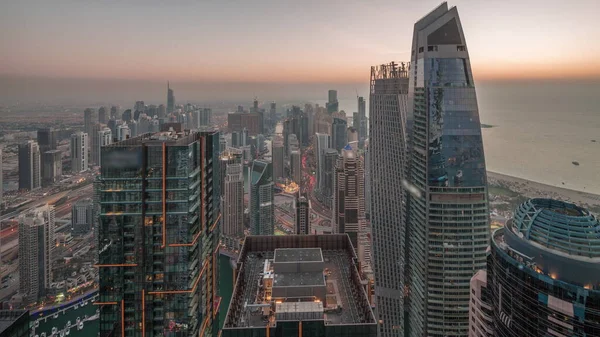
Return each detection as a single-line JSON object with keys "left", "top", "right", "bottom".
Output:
{"left": 457, "top": 45, "right": 466, "bottom": 51}
{"left": 418, "top": 47, "right": 424, "bottom": 53}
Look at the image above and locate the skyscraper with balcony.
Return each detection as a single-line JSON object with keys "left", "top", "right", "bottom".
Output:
{"left": 326, "top": 89, "right": 339, "bottom": 114}
{"left": 315, "top": 133, "right": 331, "bottom": 194}
{"left": 18, "top": 140, "right": 41, "bottom": 191}
{"left": 249, "top": 160, "right": 274, "bottom": 235}
{"left": 406, "top": 4, "right": 489, "bottom": 336}
{"left": 37, "top": 127, "right": 57, "bottom": 153}
{"left": 70, "top": 131, "right": 89, "bottom": 173}
{"left": 41, "top": 150, "right": 62, "bottom": 186}
{"left": 97, "top": 130, "right": 221, "bottom": 337}
{"left": 369, "top": 61, "right": 410, "bottom": 337}
{"left": 19, "top": 204, "right": 55, "bottom": 303}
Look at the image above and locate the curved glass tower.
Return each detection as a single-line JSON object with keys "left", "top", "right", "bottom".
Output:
{"left": 489, "top": 199, "right": 600, "bottom": 336}
{"left": 406, "top": 3, "right": 489, "bottom": 336}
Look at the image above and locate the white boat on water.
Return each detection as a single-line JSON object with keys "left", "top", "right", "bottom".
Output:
{"left": 74, "top": 304, "right": 78, "bottom": 309}
{"left": 53, "top": 313, "right": 58, "bottom": 319}
{"left": 35, "top": 320, "right": 39, "bottom": 328}
{"left": 51, "top": 327, "right": 57, "bottom": 334}
{"left": 66, "top": 320, "right": 71, "bottom": 327}
{"left": 78, "top": 322, "right": 84, "bottom": 330}
{"left": 65, "top": 328, "right": 70, "bottom": 336}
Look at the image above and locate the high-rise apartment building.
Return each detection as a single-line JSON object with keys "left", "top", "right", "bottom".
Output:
{"left": 93, "top": 127, "right": 112, "bottom": 166}
{"left": 294, "top": 193, "right": 310, "bottom": 234}
{"left": 369, "top": 61, "right": 410, "bottom": 337}
{"left": 37, "top": 128, "right": 57, "bottom": 152}
{"left": 219, "top": 147, "right": 243, "bottom": 197}
{"left": 70, "top": 132, "right": 89, "bottom": 173}
{"left": 157, "top": 104, "right": 166, "bottom": 119}
{"left": 98, "top": 130, "right": 221, "bottom": 337}
{"left": 249, "top": 160, "right": 274, "bottom": 235}
{"left": 227, "top": 112, "right": 262, "bottom": 136}
{"left": 222, "top": 162, "right": 244, "bottom": 250}
{"left": 487, "top": 199, "right": 600, "bottom": 337}
{"left": 71, "top": 199, "right": 94, "bottom": 235}
{"left": 272, "top": 136, "right": 284, "bottom": 181}
{"left": 41, "top": 150, "right": 62, "bottom": 186}
{"left": 332, "top": 145, "right": 365, "bottom": 247}
{"left": 167, "top": 82, "right": 175, "bottom": 113}
{"left": 19, "top": 205, "right": 55, "bottom": 303}
{"left": 331, "top": 117, "right": 348, "bottom": 153}
{"left": 326, "top": 89, "right": 339, "bottom": 114}
{"left": 406, "top": 4, "right": 489, "bottom": 336}
{"left": 269, "top": 102, "right": 277, "bottom": 128}
{"left": 468, "top": 270, "right": 493, "bottom": 337}
{"left": 117, "top": 123, "right": 130, "bottom": 141}
{"left": 18, "top": 140, "right": 41, "bottom": 191}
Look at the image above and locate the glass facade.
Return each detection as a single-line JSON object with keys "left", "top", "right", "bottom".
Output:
{"left": 405, "top": 4, "right": 489, "bottom": 337}
{"left": 250, "top": 160, "right": 274, "bottom": 235}
{"left": 490, "top": 227, "right": 600, "bottom": 337}
{"left": 98, "top": 131, "right": 220, "bottom": 337}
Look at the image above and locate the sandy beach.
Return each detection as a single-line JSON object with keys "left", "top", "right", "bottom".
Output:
{"left": 487, "top": 171, "right": 600, "bottom": 208}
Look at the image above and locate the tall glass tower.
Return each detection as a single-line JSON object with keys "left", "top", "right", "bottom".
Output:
{"left": 406, "top": 4, "right": 489, "bottom": 336}
{"left": 249, "top": 160, "right": 274, "bottom": 235}
{"left": 98, "top": 130, "right": 221, "bottom": 337}
{"left": 369, "top": 61, "right": 410, "bottom": 337}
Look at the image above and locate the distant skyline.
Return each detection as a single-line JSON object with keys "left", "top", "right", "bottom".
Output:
{"left": 2, "top": 0, "right": 600, "bottom": 83}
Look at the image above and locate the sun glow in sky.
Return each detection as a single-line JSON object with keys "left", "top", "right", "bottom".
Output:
{"left": 1, "top": 0, "right": 599, "bottom": 83}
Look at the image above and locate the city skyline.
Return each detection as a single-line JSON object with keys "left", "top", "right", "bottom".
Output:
{"left": 1, "top": 1, "right": 600, "bottom": 84}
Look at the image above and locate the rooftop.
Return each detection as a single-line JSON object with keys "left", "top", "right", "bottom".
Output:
{"left": 273, "top": 248, "right": 323, "bottom": 263}
{"left": 273, "top": 271, "right": 325, "bottom": 287}
{"left": 0, "top": 310, "right": 28, "bottom": 334}
{"left": 223, "top": 235, "right": 376, "bottom": 329}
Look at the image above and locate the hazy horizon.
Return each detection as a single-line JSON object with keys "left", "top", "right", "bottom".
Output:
{"left": 2, "top": 0, "right": 600, "bottom": 84}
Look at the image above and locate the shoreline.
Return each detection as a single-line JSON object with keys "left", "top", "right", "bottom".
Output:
{"left": 487, "top": 171, "right": 600, "bottom": 208}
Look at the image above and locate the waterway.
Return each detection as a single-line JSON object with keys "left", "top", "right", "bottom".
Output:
{"left": 30, "top": 255, "right": 235, "bottom": 336}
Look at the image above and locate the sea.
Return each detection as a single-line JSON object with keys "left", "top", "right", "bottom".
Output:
{"left": 312, "top": 81, "right": 600, "bottom": 195}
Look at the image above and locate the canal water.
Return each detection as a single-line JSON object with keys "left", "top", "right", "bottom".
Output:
{"left": 32, "top": 255, "right": 234, "bottom": 336}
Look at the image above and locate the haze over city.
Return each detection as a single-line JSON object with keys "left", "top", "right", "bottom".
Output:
{"left": 2, "top": 0, "right": 600, "bottom": 104}
{"left": 0, "top": 1, "right": 599, "bottom": 337}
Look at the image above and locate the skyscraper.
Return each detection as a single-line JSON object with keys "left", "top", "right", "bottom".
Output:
{"left": 19, "top": 204, "right": 55, "bottom": 303}
{"left": 294, "top": 193, "right": 310, "bottom": 234}
{"left": 198, "top": 108, "right": 212, "bottom": 128}
{"left": 222, "top": 161, "right": 244, "bottom": 250}
{"left": 98, "top": 130, "right": 221, "bottom": 337}
{"left": 315, "top": 133, "right": 330, "bottom": 194}
{"left": 272, "top": 136, "right": 284, "bottom": 180}
{"left": 110, "top": 106, "right": 119, "bottom": 119}
{"left": 71, "top": 199, "right": 94, "bottom": 235}
{"left": 157, "top": 104, "right": 166, "bottom": 119}
{"left": 357, "top": 96, "right": 367, "bottom": 148}
{"left": 84, "top": 108, "right": 95, "bottom": 136}
{"left": 70, "top": 132, "right": 89, "bottom": 173}
{"left": 98, "top": 106, "right": 108, "bottom": 124}
{"left": 290, "top": 149, "right": 301, "bottom": 186}
{"left": 249, "top": 160, "right": 274, "bottom": 235}
{"left": 332, "top": 144, "right": 364, "bottom": 247}
{"left": 94, "top": 128, "right": 112, "bottom": 167}
{"left": 369, "top": 61, "right": 410, "bottom": 337}
{"left": 486, "top": 199, "right": 600, "bottom": 337}
{"left": 331, "top": 117, "right": 348, "bottom": 153}
{"left": 37, "top": 128, "right": 57, "bottom": 152}
{"left": 269, "top": 102, "right": 277, "bottom": 128}
{"left": 321, "top": 148, "right": 338, "bottom": 209}
{"left": 18, "top": 140, "right": 41, "bottom": 191}
{"left": 326, "top": 89, "right": 339, "bottom": 114}
{"left": 167, "top": 82, "right": 175, "bottom": 114}
{"left": 406, "top": 4, "right": 489, "bottom": 336}
{"left": 41, "top": 150, "right": 62, "bottom": 187}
